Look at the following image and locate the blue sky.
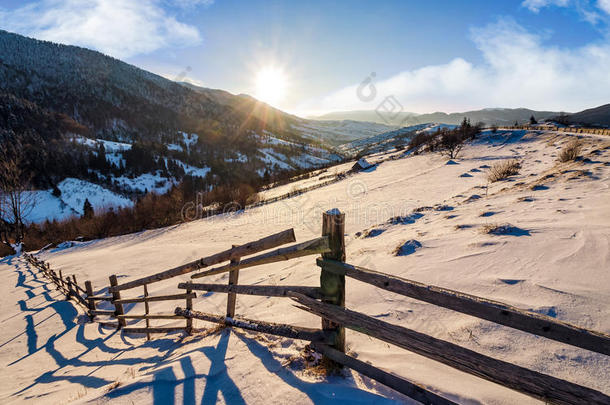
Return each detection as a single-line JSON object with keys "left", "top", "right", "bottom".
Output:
{"left": 1, "top": 0, "right": 609, "bottom": 115}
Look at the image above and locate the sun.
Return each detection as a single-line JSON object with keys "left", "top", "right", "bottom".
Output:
{"left": 254, "top": 66, "right": 287, "bottom": 106}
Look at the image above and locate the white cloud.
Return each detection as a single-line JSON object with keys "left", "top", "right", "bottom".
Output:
{"left": 599, "top": 0, "right": 610, "bottom": 14}
{"left": 521, "top": 0, "right": 610, "bottom": 24}
{"left": 297, "top": 18, "right": 610, "bottom": 114}
{"left": 522, "top": 0, "right": 570, "bottom": 13}
{"left": 0, "top": 0, "right": 202, "bottom": 58}
{"left": 171, "top": 0, "right": 215, "bottom": 9}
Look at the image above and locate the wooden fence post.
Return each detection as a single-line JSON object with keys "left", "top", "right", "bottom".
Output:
{"left": 186, "top": 287, "right": 193, "bottom": 334}
{"left": 85, "top": 281, "right": 96, "bottom": 321}
{"left": 66, "top": 275, "right": 74, "bottom": 299}
{"left": 109, "top": 275, "right": 126, "bottom": 328}
{"left": 226, "top": 245, "right": 240, "bottom": 319}
{"left": 59, "top": 270, "right": 65, "bottom": 291}
{"left": 320, "top": 209, "right": 346, "bottom": 365}
{"left": 143, "top": 284, "right": 150, "bottom": 341}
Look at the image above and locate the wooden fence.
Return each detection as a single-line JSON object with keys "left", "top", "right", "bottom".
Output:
{"left": 498, "top": 125, "right": 610, "bottom": 136}
{"left": 24, "top": 210, "right": 610, "bottom": 404}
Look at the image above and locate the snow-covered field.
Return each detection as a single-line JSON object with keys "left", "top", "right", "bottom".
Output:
{"left": 2, "top": 130, "right": 610, "bottom": 404}
{"left": 25, "top": 178, "right": 134, "bottom": 223}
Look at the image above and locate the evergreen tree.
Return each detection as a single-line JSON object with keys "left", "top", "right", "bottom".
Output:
{"left": 82, "top": 198, "right": 94, "bottom": 219}
{"left": 529, "top": 115, "right": 537, "bottom": 125}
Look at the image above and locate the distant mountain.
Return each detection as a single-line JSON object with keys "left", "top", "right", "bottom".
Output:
{"left": 310, "top": 110, "right": 419, "bottom": 125}
{"left": 563, "top": 104, "right": 610, "bottom": 127}
{"left": 311, "top": 108, "right": 560, "bottom": 126}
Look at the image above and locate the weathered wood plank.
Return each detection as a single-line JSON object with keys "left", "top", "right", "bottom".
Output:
{"left": 86, "top": 295, "right": 113, "bottom": 301}
{"left": 175, "top": 307, "right": 334, "bottom": 343}
{"left": 311, "top": 342, "right": 457, "bottom": 405}
{"left": 191, "top": 236, "right": 329, "bottom": 279}
{"left": 110, "top": 228, "right": 296, "bottom": 292}
{"left": 291, "top": 293, "right": 610, "bottom": 405}
{"left": 318, "top": 258, "right": 610, "bottom": 356}
{"left": 117, "top": 314, "right": 186, "bottom": 320}
{"left": 90, "top": 310, "right": 117, "bottom": 316}
{"left": 113, "top": 292, "right": 196, "bottom": 305}
{"left": 178, "top": 282, "right": 322, "bottom": 299}
{"left": 122, "top": 327, "right": 187, "bottom": 334}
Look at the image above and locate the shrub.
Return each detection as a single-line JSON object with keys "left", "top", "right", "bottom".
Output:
{"left": 487, "top": 160, "right": 521, "bottom": 182}
{"left": 557, "top": 139, "right": 582, "bottom": 162}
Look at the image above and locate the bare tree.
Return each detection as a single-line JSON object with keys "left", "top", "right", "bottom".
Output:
{"left": 439, "top": 130, "right": 466, "bottom": 159}
{"left": 0, "top": 139, "right": 35, "bottom": 252}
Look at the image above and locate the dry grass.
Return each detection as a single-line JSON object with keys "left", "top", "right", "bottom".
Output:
{"left": 557, "top": 139, "right": 582, "bottom": 162}
{"left": 487, "top": 160, "right": 521, "bottom": 182}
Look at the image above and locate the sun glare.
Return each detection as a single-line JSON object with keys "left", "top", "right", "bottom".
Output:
{"left": 254, "top": 66, "right": 287, "bottom": 106}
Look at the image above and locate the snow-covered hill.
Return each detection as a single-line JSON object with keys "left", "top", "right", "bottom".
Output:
{"left": 26, "top": 178, "right": 134, "bottom": 223}
{"left": 339, "top": 123, "right": 457, "bottom": 156}
{"left": 3, "top": 129, "right": 609, "bottom": 404}
{"left": 292, "top": 119, "right": 397, "bottom": 146}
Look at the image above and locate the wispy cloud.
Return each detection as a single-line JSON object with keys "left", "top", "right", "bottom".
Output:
{"left": 0, "top": 0, "right": 203, "bottom": 58}
{"left": 599, "top": 0, "right": 610, "bottom": 14}
{"left": 297, "top": 18, "right": 610, "bottom": 114}
{"left": 522, "top": 0, "right": 570, "bottom": 13}
{"left": 521, "top": 0, "right": 610, "bottom": 24}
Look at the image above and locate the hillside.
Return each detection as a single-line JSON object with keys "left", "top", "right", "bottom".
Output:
{"left": 564, "top": 104, "right": 610, "bottom": 127}
{"left": 2, "top": 129, "right": 609, "bottom": 404}
{"left": 312, "top": 108, "right": 560, "bottom": 126}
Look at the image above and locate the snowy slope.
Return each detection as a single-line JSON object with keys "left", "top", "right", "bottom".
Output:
{"left": 24, "top": 178, "right": 134, "bottom": 223}
{"left": 3, "top": 130, "right": 610, "bottom": 404}
{"left": 339, "top": 123, "right": 458, "bottom": 156}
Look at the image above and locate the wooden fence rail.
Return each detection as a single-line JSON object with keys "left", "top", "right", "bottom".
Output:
{"left": 175, "top": 307, "right": 334, "bottom": 343}
{"left": 291, "top": 292, "right": 610, "bottom": 404}
{"left": 179, "top": 282, "right": 323, "bottom": 299}
{"left": 190, "top": 236, "right": 329, "bottom": 279}
{"left": 109, "top": 228, "right": 296, "bottom": 292}
{"left": 317, "top": 258, "right": 610, "bottom": 356}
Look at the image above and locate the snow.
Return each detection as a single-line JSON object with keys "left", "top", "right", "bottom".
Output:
{"left": 22, "top": 178, "right": 133, "bottom": 223}
{"left": 3, "top": 130, "right": 610, "bottom": 404}
{"left": 255, "top": 133, "right": 342, "bottom": 172}
{"left": 57, "top": 178, "right": 132, "bottom": 214}
{"left": 178, "top": 162, "right": 211, "bottom": 178}
{"left": 259, "top": 148, "right": 294, "bottom": 171}
{"left": 114, "top": 173, "right": 173, "bottom": 194}
{"left": 339, "top": 123, "right": 458, "bottom": 156}
{"left": 167, "top": 143, "right": 183, "bottom": 152}
{"left": 179, "top": 132, "right": 199, "bottom": 153}
{"left": 73, "top": 136, "right": 132, "bottom": 152}
{"left": 24, "top": 190, "right": 78, "bottom": 223}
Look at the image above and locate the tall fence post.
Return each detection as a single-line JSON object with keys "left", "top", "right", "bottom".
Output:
{"left": 85, "top": 280, "right": 96, "bottom": 321}
{"left": 320, "top": 209, "right": 346, "bottom": 366}
{"left": 109, "top": 275, "right": 126, "bottom": 328}
{"left": 143, "top": 284, "right": 151, "bottom": 341}
{"left": 66, "top": 274, "right": 74, "bottom": 299}
{"left": 59, "top": 270, "right": 65, "bottom": 291}
{"left": 185, "top": 286, "right": 193, "bottom": 334}
{"left": 226, "top": 245, "right": 240, "bottom": 319}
